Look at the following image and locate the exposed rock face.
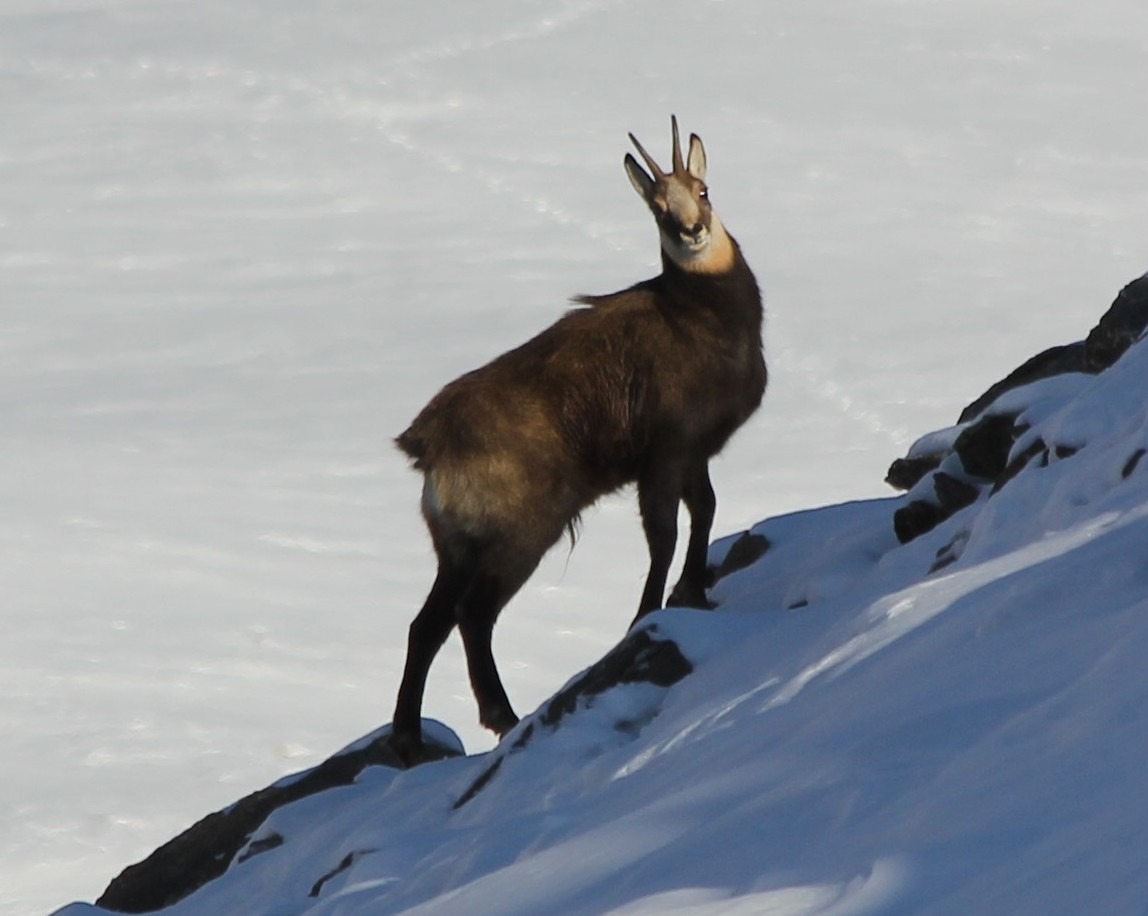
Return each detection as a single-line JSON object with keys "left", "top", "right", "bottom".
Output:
{"left": 96, "top": 728, "right": 460, "bottom": 913}
{"left": 454, "top": 627, "right": 692, "bottom": 809}
{"left": 951, "top": 413, "right": 1019, "bottom": 480}
{"left": 885, "top": 454, "right": 945, "bottom": 492}
{"left": 710, "top": 531, "right": 771, "bottom": 583}
{"left": 95, "top": 630, "right": 691, "bottom": 909}
{"left": 1084, "top": 273, "right": 1148, "bottom": 372}
{"left": 958, "top": 273, "right": 1148, "bottom": 425}
{"left": 889, "top": 271, "right": 1148, "bottom": 544}
{"left": 957, "top": 343, "right": 1085, "bottom": 425}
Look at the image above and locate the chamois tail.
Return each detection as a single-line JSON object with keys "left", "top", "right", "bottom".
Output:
{"left": 395, "top": 427, "right": 430, "bottom": 470}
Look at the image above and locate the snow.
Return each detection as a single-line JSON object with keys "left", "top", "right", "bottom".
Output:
{"left": 5, "top": 0, "right": 1148, "bottom": 913}
{"left": 47, "top": 338, "right": 1148, "bottom": 916}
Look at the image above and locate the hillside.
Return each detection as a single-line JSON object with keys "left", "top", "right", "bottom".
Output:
{"left": 56, "top": 283, "right": 1148, "bottom": 914}
{"left": 8, "top": 1, "right": 1148, "bottom": 913}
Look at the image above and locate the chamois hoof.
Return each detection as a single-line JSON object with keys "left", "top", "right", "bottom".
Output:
{"left": 387, "top": 729, "right": 464, "bottom": 769}
{"left": 481, "top": 707, "right": 520, "bottom": 738}
{"left": 387, "top": 733, "right": 431, "bottom": 768}
{"left": 666, "top": 580, "right": 716, "bottom": 611}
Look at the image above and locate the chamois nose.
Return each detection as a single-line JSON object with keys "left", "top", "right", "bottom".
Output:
{"left": 686, "top": 222, "right": 704, "bottom": 238}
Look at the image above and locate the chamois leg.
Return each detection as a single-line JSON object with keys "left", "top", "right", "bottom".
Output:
{"left": 634, "top": 465, "right": 682, "bottom": 623}
{"left": 667, "top": 463, "right": 717, "bottom": 609}
{"left": 456, "top": 571, "right": 521, "bottom": 737}
{"left": 391, "top": 560, "right": 473, "bottom": 761}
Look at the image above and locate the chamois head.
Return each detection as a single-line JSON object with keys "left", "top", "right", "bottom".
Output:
{"left": 624, "top": 115, "right": 733, "bottom": 274}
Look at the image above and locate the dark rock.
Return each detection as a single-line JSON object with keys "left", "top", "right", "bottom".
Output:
{"left": 454, "top": 628, "right": 692, "bottom": 809}
{"left": 892, "top": 472, "right": 978, "bottom": 545}
{"left": 1084, "top": 273, "right": 1148, "bottom": 372}
{"left": 991, "top": 437, "right": 1048, "bottom": 495}
{"left": 539, "top": 628, "right": 692, "bottom": 727}
{"left": 893, "top": 500, "right": 948, "bottom": 545}
{"left": 886, "top": 455, "right": 943, "bottom": 492}
{"left": 235, "top": 832, "right": 283, "bottom": 863}
{"left": 929, "top": 549, "right": 959, "bottom": 573}
{"left": 953, "top": 414, "right": 1019, "bottom": 480}
{"left": 710, "top": 531, "right": 771, "bottom": 582}
{"left": 309, "top": 849, "right": 374, "bottom": 898}
{"left": 453, "top": 757, "right": 505, "bottom": 810}
{"left": 933, "top": 472, "right": 978, "bottom": 513}
{"left": 929, "top": 531, "right": 970, "bottom": 574}
{"left": 959, "top": 343, "right": 1086, "bottom": 424}
{"left": 955, "top": 274, "right": 1147, "bottom": 427}
{"left": 886, "top": 409, "right": 1021, "bottom": 500}
{"left": 311, "top": 852, "right": 357, "bottom": 898}
{"left": 888, "top": 271, "right": 1147, "bottom": 548}
{"left": 97, "top": 729, "right": 457, "bottom": 913}
{"left": 1122, "top": 448, "right": 1146, "bottom": 479}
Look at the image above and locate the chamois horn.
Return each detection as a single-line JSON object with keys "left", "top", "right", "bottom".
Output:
{"left": 670, "top": 114, "right": 685, "bottom": 174}
{"left": 627, "top": 130, "right": 665, "bottom": 179}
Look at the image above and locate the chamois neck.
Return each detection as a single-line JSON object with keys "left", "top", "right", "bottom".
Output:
{"left": 661, "top": 215, "right": 738, "bottom": 276}
{"left": 660, "top": 221, "right": 747, "bottom": 282}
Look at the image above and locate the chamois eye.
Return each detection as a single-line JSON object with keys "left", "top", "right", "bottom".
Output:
{"left": 698, "top": 186, "right": 709, "bottom": 200}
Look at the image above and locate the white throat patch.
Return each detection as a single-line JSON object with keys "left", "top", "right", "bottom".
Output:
{"left": 663, "top": 216, "right": 735, "bottom": 274}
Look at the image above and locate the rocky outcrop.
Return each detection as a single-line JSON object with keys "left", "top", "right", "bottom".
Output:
{"left": 95, "top": 629, "right": 691, "bottom": 910}
{"left": 1084, "top": 273, "right": 1148, "bottom": 372}
{"left": 96, "top": 727, "right": 462, "bottom": 913}
{"left": 454, "top": 626, "right": 691, "bottom": 809}
{"left": 956, "top": 342, "right": 1086, "bottom": 426}
{"left": 888, "top": 271, "right": 1148, "bottom": 544}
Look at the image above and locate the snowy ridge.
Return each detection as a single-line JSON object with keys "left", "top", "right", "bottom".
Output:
{"left": 57, "top": 336, "right": 1148, "bottom": 914}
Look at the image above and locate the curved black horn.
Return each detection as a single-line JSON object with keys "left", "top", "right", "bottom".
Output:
{"left": 628, "top": 131, "right": 665, "bottom": 179}
{"left": 671, "top": 115, "right": 684, "bottom": 174}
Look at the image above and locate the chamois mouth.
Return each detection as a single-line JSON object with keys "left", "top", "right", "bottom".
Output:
{"left": 679, "top": 226, "right": 710, "bottom": 252}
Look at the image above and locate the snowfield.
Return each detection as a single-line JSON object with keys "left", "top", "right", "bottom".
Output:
{"left": 5, "top": 0, "right": 1148, "bottom": 913}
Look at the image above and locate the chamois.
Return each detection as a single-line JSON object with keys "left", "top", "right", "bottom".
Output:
{"left": 391, "top": 117, "right": 765, "bottom": 760}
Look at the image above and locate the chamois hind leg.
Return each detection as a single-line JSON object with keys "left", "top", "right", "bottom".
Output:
{"left": 667, "top": 463, "right": 717, "bottom": 609}
{"left": 456, "top": 552, "right": 540, "bottom": 737}
{"left": 391, "top": 558, "right": 475, "bottom": 762}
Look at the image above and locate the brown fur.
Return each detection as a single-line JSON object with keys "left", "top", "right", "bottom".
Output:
{"left": 390, "top": 118, "right": 766, "bottom": 761}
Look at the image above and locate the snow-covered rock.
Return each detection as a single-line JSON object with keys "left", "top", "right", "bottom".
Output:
{"left": 888, "top": 274, "right": 1148, "bottom": 543}
{"left": 92, "top": 724, "right": 463, "bottom": 913}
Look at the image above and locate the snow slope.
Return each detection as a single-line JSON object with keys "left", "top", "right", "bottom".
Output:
{"left": 57, "top": 335, "right": 1148, "bottom": 915}
{"left": 5, "top": 0, "right": 1148, "bottom": 912}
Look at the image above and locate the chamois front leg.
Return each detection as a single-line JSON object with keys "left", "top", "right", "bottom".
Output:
{"left": 667, "top": 463, "right": 717, "bottom": 609}
{"left": 633, "top": 464, "right": 682, "bottom": 624}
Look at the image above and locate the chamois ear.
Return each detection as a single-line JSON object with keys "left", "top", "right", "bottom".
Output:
{"left": 624, "top": 153, "right": 655, "bottom": 204}
{"left": 687, "top": 133, "right": 707, "bottom": 181}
